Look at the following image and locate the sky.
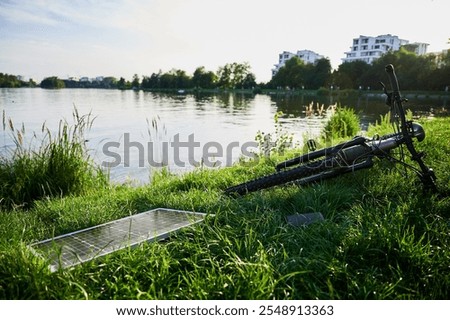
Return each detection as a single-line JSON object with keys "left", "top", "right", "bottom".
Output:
{"left": 0, "top": 0, "right": 448, "bottom": 83}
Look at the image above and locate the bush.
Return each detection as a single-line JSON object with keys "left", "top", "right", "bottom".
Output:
{"left": 322, "top": 107, "right": 360, "bottom": 141}
{"left": 316, "top": 87, "right": 330, "bottom": 96}
{"left": 255, "top": 111, "right": 293, "bottom": 157}
{"left": 0, "top": 110, "right": 107, "bottom": 209}
{"left": 40, "top": 76, "right": 65, "bottom": 89}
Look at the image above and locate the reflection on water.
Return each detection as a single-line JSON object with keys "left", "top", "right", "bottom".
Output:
{"left": 270, "top": 91, "right": 448, "bottom": 127}
{"left": 1, "top": 88, "right": 447, "bottom": 184}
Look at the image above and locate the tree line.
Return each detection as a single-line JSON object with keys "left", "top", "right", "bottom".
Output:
{"left": 0, "top": 73, "right": 36, "bottom": 88}
{"left": 269, "top": 48, "right": 449, "bottom": 91}
{"left": 2, "top": 48, "right": 449, "bottom": 91}
{"left": 331, "top": 48, "right": 449, "bottom": 91}
{"left": 39, "top": 62, "right": 257, "bottom": 90}
{"left": 122, "top": 62, "right": 258, "bottom": 91}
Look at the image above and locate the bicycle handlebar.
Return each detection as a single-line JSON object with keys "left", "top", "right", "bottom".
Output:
{"left": 385, "top": 64, "right": 400, "bottom": 97}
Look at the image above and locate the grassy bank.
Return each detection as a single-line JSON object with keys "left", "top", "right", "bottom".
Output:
{"left": 0, "top": 117, "right": 449, "bottom": 299}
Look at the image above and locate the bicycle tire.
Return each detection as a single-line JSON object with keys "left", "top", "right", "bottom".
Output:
{"left": 225, "top": 157, "right": 335, "bottom": 196}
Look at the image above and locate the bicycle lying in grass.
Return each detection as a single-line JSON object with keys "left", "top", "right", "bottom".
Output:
{"left": 225, "top": 64, "right": 437, "bottom": 196}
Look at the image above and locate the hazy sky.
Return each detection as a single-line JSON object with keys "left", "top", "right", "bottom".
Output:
{"left": 0, "top": 0, "right": 448, "bottom": 82}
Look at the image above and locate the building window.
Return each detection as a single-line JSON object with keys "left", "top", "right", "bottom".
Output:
{"left": 362, "top": 38, "right": 368, "bottom": 44}
{"left": 374, "top": 45, "right": 380, "bottom": 49}
{"left": 362, "top": 45, "right": 368, "bottom": 50}
{"left": 353, "top": 39, "right": 359, "bottom": 45}
{"left": 353, "top": 46, "right": 358, "bottom": 51}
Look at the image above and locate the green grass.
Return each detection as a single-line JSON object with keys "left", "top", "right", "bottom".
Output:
{"left": 0, "top": 117, "right": 449, "bottom": 299}
{"left": 323, "top": 106, "right": 361, "bottom": 141}
{"left": 0, "top": 110, "right": 107, "bottom": 209}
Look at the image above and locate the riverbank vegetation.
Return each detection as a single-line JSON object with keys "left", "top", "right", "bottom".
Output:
{"left": 39, "top": 76, "right": 65, "bottom": 89}
{"left": 0, "top": 111, "right": 449, "bottom": 299}
{"left": 0, "top": 73, "right": 36, "bottom": 88}
{"left": 0, "top": 110, "right": 107, "bottom": 210}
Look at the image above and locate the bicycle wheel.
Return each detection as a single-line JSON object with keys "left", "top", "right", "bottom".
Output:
{"left": 225, "top": 157, "right": 335, "bottom": 196}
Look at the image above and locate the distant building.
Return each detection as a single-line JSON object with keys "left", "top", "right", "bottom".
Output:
{"left": 427, "top": 49, "right": 449, "bottom": 68}
{"left": 403, "top": 42, "right": 429, "bottom": 56}
{"left": 343, "top": 34, "right": 409, "bottom": 64}
{"left": 272, "top": 49, "right": 324, "bottom": 76}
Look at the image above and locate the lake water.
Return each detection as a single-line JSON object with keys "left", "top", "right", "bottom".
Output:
{"left": 1, "top": 88, "right": 447, "bottom": 184}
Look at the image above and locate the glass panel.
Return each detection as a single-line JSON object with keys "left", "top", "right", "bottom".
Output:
{"left": 30, "top": 208, "right": 207, "bottom": 271}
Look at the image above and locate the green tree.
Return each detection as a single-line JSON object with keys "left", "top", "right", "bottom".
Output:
{"left": 428, "top": 50, "right": 450, "bottom": 90}
{"left": 117, "top": 77, "right": 128, "bottom": 90}
{"left": 102, "top": 77, "right": 118, "bottom": 89}
{"left": 333, "top": 60, "right": 371, "bottom": 89}
{"left": 159, "top": 71, "right": 176, "bottom": 88}
{"left": 154, "top": 69, "right": 193, "bottom": 89}
{"left": 40, "top": 76, "right": 65, "bottom": 89}
{"left": 192, "top": 66, "right": 217, "bottom": 89}
{"left": 331, "top": 48, "right": 445, "bottom": 91}
{"left": 305, "top": 58, "right": 331, "bottom": 89}
{"left": 28, "top": 78, "right": 37, "bottom": 87}
{"left": 131, "top": 74, "right": 140, "bottom": 89}
{"left": 241, "top": 72, "right": 257, "bottom": 89}
{"left": 232, "top": 62, "right": 249, "bottom": 88}
{"left": 141, "top": 76, "right": 151, "bottom": 89}
{"left": 141, "top": 72, "right": 162, "bottom": 89}
{"left": 174, "top": 69, "right": 192, "bottom": 88}
{"left": 0, "top": 73, "right": 30, "bottom": 88}
{"left": 270, "top": 56, "right": 306, "bottom": 89}
{"left": 217, "top": 64, "right": 233, "bottom": 89}
{"left": 367, "top": 48, "right": 434, "bottom": 90}
{"left": 217, "top": 62, "right": 252, "bottom": 89}
{"left": 440, "top": 49, "right": 450, "bottom": 66}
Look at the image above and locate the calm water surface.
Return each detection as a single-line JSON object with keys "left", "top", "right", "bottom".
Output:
{"left": 1, "top": 88, "right": 446, "bottom": 184}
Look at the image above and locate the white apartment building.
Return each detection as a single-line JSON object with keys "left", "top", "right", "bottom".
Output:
{"left": 343, "top": 34, "right": 410, "bottom": 64}
{"left": 272, "top": 49, "right": 324, "bottom": 76}
{"left": 406, "top": 42, "right": 429, "bottom": 55}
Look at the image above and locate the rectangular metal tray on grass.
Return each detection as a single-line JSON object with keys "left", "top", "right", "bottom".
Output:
{"left": 29, "top": 208, "right": 208, "bottom": 272}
